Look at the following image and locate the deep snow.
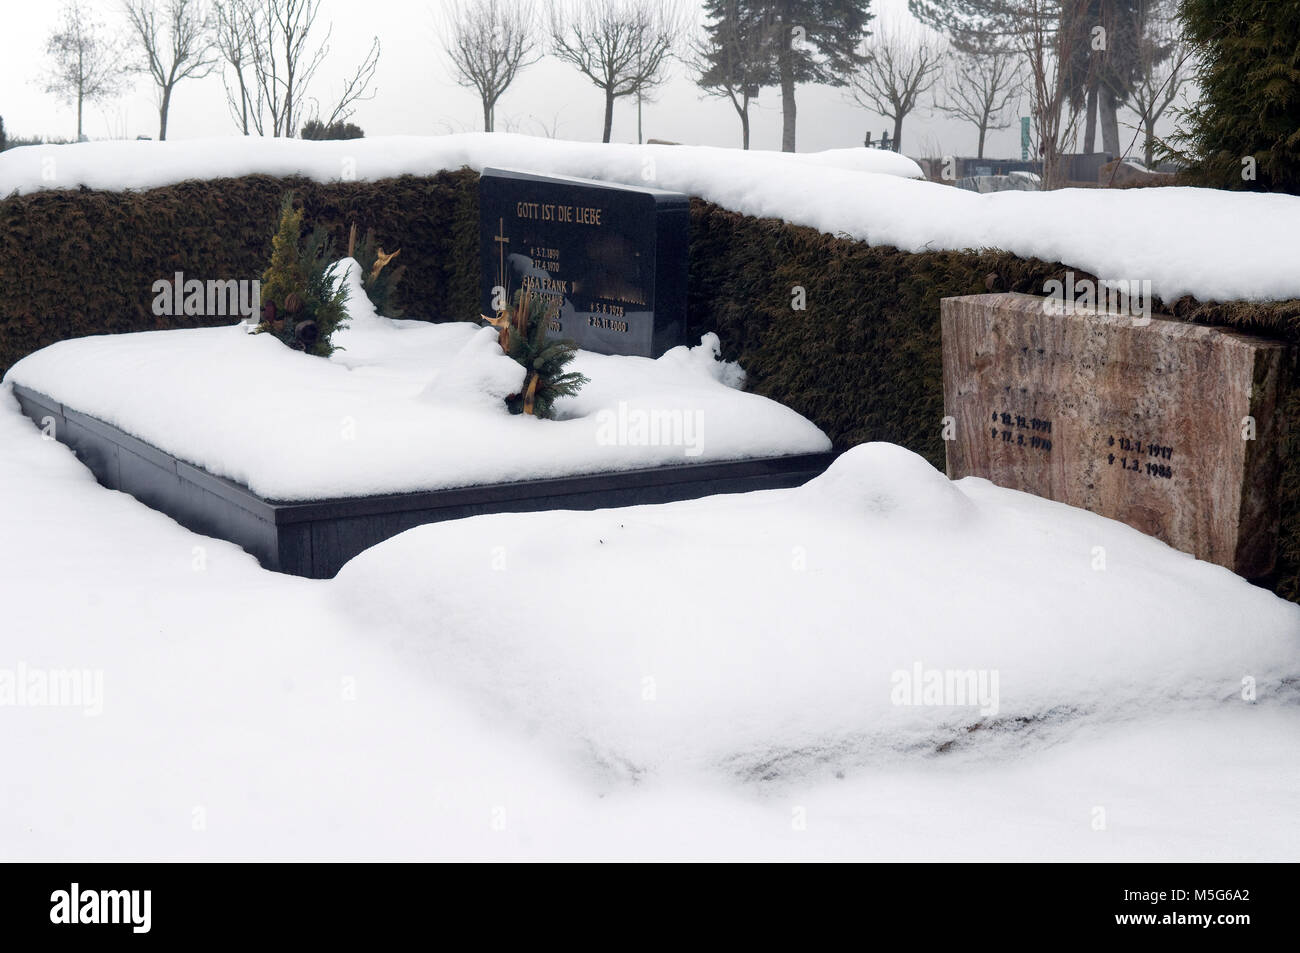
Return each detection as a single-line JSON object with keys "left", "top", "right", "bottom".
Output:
{"left": 2, "top": 133, "right": 1298, "bottom": 303}
{"left": 2, "top": 384, "right": 1297, "bottom": 860}
{"left": 332, "top": 442, "right": 1300, "bottom": 782}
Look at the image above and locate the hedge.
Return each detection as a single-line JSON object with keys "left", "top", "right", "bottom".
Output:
{"left": 0, "top": 170, "right": 481, "bottom": 377}
{"left": 1, "top": 170, "right": 1297, "bottom": 600}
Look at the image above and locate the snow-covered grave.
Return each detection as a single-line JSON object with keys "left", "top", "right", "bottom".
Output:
{"left": 7, "top": 259, "right": 833, "bottom": 576}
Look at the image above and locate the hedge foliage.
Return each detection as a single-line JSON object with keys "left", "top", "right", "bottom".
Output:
{"left": 0, "top": 170, "right": 479, "bottom": 378}
{"left": 1, "top": 170, "right": 1297, "bottom": 599}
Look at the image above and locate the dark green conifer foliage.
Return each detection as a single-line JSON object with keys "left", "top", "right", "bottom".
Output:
{"left": 1172, "top": 0, "right": 1300, "bottom": 193}
{"left": 257, "top": 193, "right": 350, "bottom": 356}
{"left": 354, "top": 228, "right": 406, "bottom": 317}
{"left": 299, "top": 224, "right": 350, "bottom": 355}
{"left": 500, "top": 289, "right": 588, "bottom": 420}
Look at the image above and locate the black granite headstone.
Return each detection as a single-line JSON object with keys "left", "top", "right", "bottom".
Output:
{"left": 479, "top": 167, "right": 689, "bottom": 357}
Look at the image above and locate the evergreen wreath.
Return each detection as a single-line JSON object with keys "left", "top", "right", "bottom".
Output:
{"left": 486, "top": 288, "right": 588, "bottom": 419}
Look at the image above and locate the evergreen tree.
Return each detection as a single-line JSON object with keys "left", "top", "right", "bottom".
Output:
{"left": 258, "top": 193, "right": 350, "bottom": 357}
{"left": 1060, "top": 0, "right": 1147, "bottom": 157}
{"left": 761, "top": 0, "right": 875, "bottom": 152}
{"left": 261, "top": 194, "right": 307, "bottom": 312}
{"left": 908, "top": 0, "right": 1021, "bottom": 54}
{"left": 694, "top": 0, "right": 779, "bottom": 149}
{"left": 1172, "top": 0, "right": 1300, "bottom": 194}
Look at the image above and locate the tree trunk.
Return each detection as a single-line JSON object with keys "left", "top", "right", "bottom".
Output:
{"left": 1099, "top": 88, "right": 1120, "bottom": 157}
{"left": 1083, "top": 83, "right": 1098, "bottom": 153}
{"left": 77, "top": 92, "right": 84, "bottom": 141}
{"left": 484, "top": 96, "right": 493, "bottom": 133}
{"left": 779, "top": 17, "right": 796, "bottom": 152}
{"left": 977, "top": 124, "right": 987, "bottom": 159}
{"left": 159, "top": 86, "right": 172, "bottom": 141}
{"left": 741, "top": 104, "right": 750, "bottom": 150}
{"left": 602, "top": 89, "right": 614, "bottom": 143}
{"left": 892, "top": 114, "right": 904, "bottom": 152}
{"left": 780, "top": 70, "right": 796, "bottom": 151}
{"left": 1144, "top": 120, "right": 1156, "bottom": 168}
{"left": 1042, "top": 139, "right": 1062, "bottom": 190}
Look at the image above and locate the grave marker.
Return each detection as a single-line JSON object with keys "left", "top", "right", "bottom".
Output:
{"left": 942, "top": 293, "right": 1286, "bottom": 576}
{"left": 479, "top": 167, "right": 689, "bottom": 358}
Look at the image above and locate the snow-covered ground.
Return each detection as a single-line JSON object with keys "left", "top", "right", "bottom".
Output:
{"left": 3, "top": 133, "right": 1299, "bottom": 302}
{"left": 4, "top": 135, "right": 1298, "bottom": 861}
{"left": 5, "top": 264, "right": 829, "bottom": 501}
{"left": 2, "top": 384, "right": 1297, "bottom": 861}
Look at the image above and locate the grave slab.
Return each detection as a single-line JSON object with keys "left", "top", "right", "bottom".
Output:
{"left": 13, "top": 383, "right": 834, "bottom": 579}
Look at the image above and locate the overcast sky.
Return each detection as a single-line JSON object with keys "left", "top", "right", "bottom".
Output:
{"left": 3, "top": 0, "right": 1179, "bottom": 159}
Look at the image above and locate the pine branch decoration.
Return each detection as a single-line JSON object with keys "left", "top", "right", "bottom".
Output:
{"left": 496, "top": 287, "right": 588, "bottom": 419}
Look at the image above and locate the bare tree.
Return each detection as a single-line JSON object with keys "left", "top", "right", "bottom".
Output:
{"left": 44, "top": 0, "right": 129, "bottom": 140}
{"left": 851, "top": 25, "right": 944, "bottom": 152}
{"left": 549, "top": 0, "right": 679, "bottom": 144}
{"left": 309, "top": 35, "right": 381, "bottom": 130}
{"left": 1020, "top": 0, "right": 1087, "bottom": 188}
{"left": 440, "top": 0, "right": 540, "bottom": 133}
{"left": 123, "top": 0, "right": 218, "bottom": 140}
{"left": 529, "top": 108, "right": 568, "bottom": 138}
{"left": 214, "top": 0, "right": 256, "bottom": 133}
{"left": 1128, "top": 0, "right": 1186, "bottom": 168}
{"left": 912, "top": 0, "right": 1095, "bottom": 187}
{"left": 212, "top": 0, "right": 379, "bottom": 137}
{"left": 253, "top": 0, "right": 318, "bottom": 136}
{"left": 936, "top": 48, "right": 1022, "bottom": 158}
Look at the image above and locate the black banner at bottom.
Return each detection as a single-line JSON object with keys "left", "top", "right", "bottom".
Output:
{"left": 0, "top": 862, "right": 1288, "bottom": 941}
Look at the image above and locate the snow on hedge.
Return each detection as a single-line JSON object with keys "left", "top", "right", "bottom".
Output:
{"left": 0, "top": 133, "right": 923, "bottom": 195}
{"left": 4, "top": 262, "right": 829, "bottom": 501}
{"left": 3, "top": 133, "right": 1298, "bottom": 303}
{"left": 333, "top": 441, "right": 1300, "bottom": 781}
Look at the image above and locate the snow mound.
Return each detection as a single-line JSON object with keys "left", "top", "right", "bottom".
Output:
{"left": 799, "top": 442, "right": 975, "bottom": 526}
{"left": 656, "top": 332, "right": 746, "bottom": 390}
{"left": 418, "top": 326, "right": 525, "bottom": 410}
{"left": 332, "top": 463, "right": 1300, "bottom": 785}
{"left": 333, "top": 257, "right": 378, "bottom": 325}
